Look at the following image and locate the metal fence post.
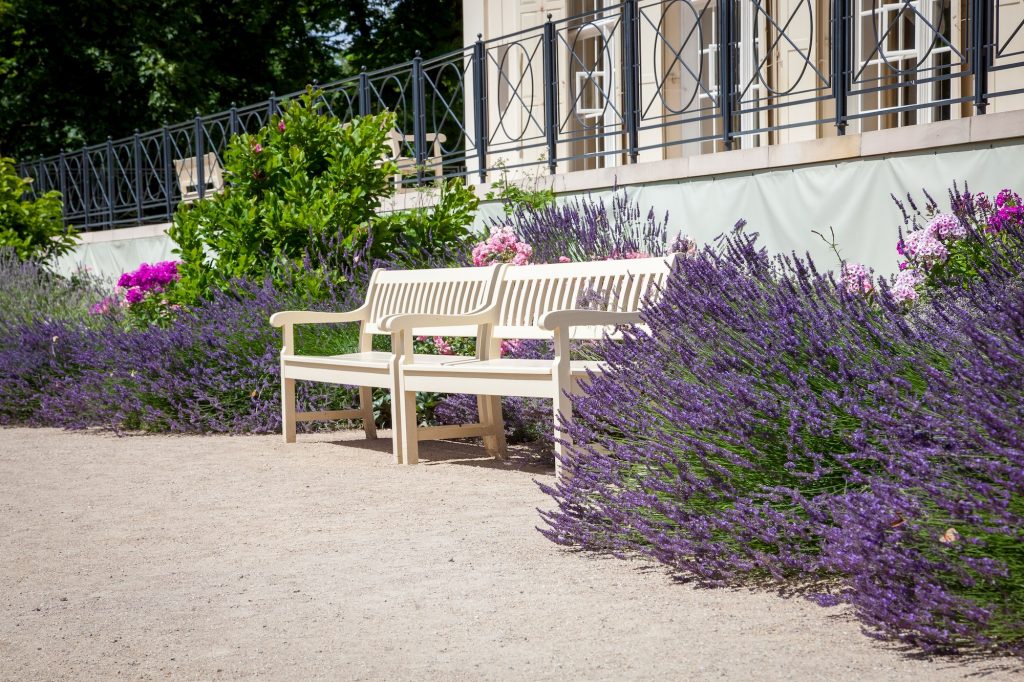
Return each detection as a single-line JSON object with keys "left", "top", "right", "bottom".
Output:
{"left": 105, "top": 138, "right": 115, "bottom": 228}
{"left": 971, "top": 0, "right": 991, "bottom": 114}
{"left": 718, "top": 0, "right": 734, "bottom": 149}
{"left": 832, "top": 0, "right": 849, "bottom": 134}
{"left": 194, "top": 112, "right": 206, "bottom": 201}
{"left": 82, "top": 146, "right": 91, "bottom": 230}
{"left": 58, "top": 150, "right": 68, "bottom": 226}
{"left": 162, "top": 125, "right": 173, "bottom": 220}
{"left": 622, "top": 0, "right": 640, "bottom": 163}
{"left": 472, "top": 34, "right": 489, "bottom": 183}
{"left": 229, "top": 103, "right": 239, "bottom": 137}
{"left": 358, "top": 68, "right": 371, "bottom": 116}
{"left": 35, "top": 156, "right": 45, "bottom": 194}
{"left": 267, "top": 92, "right": 276, "bottom": 123}
{"left": 543, "top": 14, "right": 559, "bottom": 174}
{"left": 133, "top": 130, "right": 143, "bottom": 223}
{"left": 412, "top": 51, "right": 427, "bottom": 182}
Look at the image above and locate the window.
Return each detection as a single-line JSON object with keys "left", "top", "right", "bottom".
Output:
{"left": 851, "top": 0, "right": 959, "bottom": 130}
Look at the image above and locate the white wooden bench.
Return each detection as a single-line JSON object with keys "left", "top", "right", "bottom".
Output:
{"left": 269, "top": 264, "right": 505, "bottom": 464}
{"left": 381, "top": 255, "right": 677, "bottom": 474}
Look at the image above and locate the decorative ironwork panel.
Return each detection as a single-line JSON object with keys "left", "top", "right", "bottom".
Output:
{"left": 482, "top": 29, "right": 549, "bottom": 162}
{"left": 848, "top": 0, "right": 969, "bottom": 128}
{"left": 422, "top": 48, "right": 474, "bottom": 176}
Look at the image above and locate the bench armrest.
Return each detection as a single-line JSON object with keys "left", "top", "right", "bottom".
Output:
{"left": 537, "top": 309, "right": 643, "bottom": 332}
{"left": 379, "top": 305, "right": 499, "bottom": 334}
{"left": 270, "top": 308, "right": 370, "bottom": 355}
{"left": 269, "top": 309, "right": 368, "bottom": 328}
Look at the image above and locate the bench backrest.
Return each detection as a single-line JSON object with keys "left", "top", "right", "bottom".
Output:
{"left": 492, "top": 255, "right": 677, "bottom": 340}
{"left": 363, "top": 265, "right": 502, "bottom": 336}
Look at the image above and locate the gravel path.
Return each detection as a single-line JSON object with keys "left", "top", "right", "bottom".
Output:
{"left": 0, "top": 427, "right": 1019, "bottom": 681}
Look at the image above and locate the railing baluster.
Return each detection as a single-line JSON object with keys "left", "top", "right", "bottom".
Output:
{"left": 194, "top": 113, "right": 206, "bottom": 201}
{"left": 543, "top": 14, "right": 559, "bottom": 175}
{"left": 230, "top": 103, "right": 239, "bottom": 137}
{"left": 832, "top": 0, "right": 850, "bottom": 134}
{"left": 162, "top": 125, "right": 173, "bottom": 221}
{"left": 82, "top": 146, "right": 90, "bottom": 230}
{"left": 106, "top": 137, "right": 114, "bottom": 228}
{"left": 472, "top": 34, "right": 489, "bottom": 183}
{"left": 412, "top": 51, "right": 427, "bottom": 183}
{"left": 718, "top": 0, "right": 734, "bottom": 150}
{"left": 58, "top": 150, "right": 68, "bottom": 227}
{"left": 133, "top": 130, "right": 143, "bottom": 223}
{"left": 623, "top": 0, "right": 640, "bottom": 163}
{"left": 971, "top": 0, "right": 991, "bottom": 114}
{"left": 358, "top": 68, "right": 371, "bottom": 116}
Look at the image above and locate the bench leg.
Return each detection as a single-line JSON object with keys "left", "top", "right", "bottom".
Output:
{"left": 398, "top": 390, "right": 420, "bottom": 465}
{"left": 553, "top": 391, "right": 573, "bottom": 480}
{"left": 282, "top": 376, "right": 297, "bottom": 444}
{"left": 359, "top": 386, "right": 377, "bottom": 440}
{"left": 478, "top": 395, "right": 508, "bottom": 460}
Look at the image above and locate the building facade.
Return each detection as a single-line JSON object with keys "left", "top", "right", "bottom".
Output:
{"left": 462, "top": 0, "right": 1023, "bottom": 173}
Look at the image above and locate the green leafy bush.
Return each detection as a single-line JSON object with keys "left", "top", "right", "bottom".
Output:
{"left": 0, "top": 157, "right": 76, "bottom": 267}
{"left": 170, "top": 88, "right": 481, "bottom": 302}
{"left": 169, "top": 89, "right": 399, "bottom": 301}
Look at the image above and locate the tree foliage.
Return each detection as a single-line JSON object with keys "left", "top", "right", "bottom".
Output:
{"left": 0, "top": 0, "right": 462, "bottom": 160}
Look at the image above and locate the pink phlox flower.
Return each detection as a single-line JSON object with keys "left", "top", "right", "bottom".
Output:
{"left": 277, "top": 119, "right": 286, "bottom": 132}
{"left": 471, "top": 226, "right": 533, "bottom": 266}
{"left": 89, "top": 296, "right": 117, "bottom": 315}
{"left": 898, "top": 261, "right": 909, "bottom": 271}
{"left": 607, "top": 250, "right": 651, "bottom": 261}
{"left": 499, "top": 339, "right": 522, "bottom": 357}
{"left": 927, "top": 213, "right": 966, "bottom": 241}
{"left": 117, "top": 261, "right": 181, "bottom": 305}
{"left": 125, "top": 287, "right": 146, "bottom": 305}
{"left": 974, "top": 192, "right": 992, "bottom": 212}
{"left": 840, "top": 262, "right": 873, "bottom": 295}
{"left": 995, "top": 189, "right": 1020, "bottom": 209}
{"left": 892, "top": 268, "right": 925, "bottom": 304}
{"left": 669, "top": 234, "right": 698, "bottom": 256}
{"left": 902, "top": 229, "right": 948, "bottom": 267}
{"left": 252, "top": 142, "right": 263, "bottom": 153}
{"left": 989, "top": 190, "right": 1023, "bottom": 233}
{"left": 432, "top": 336, "right": 454, "bottom": 355}
{"left": 558, "top": 256, "right": 571, "bottom": 263}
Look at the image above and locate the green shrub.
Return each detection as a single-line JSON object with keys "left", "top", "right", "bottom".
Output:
{"left": 0, "top": 157, "right": 76, "bottom": 267}
{"left": 170, "top": 88, "right": 481, "bottom": 302}
{"left": 170, "top": 89, "right": 398, "bottom": 301}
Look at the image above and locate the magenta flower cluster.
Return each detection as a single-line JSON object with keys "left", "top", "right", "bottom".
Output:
{"left": 990, "top": 189, "right": 1023, "bottom": 232}
{"left": 116, "top": 260, "right": 181, "bottom": 305}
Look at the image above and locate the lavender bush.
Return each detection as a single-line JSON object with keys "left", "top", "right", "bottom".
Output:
{"left": 504, "top": 190, "right": 670, "bottom": 263}
{"left": 0, "top": 254, "right": 368, "bottom": 432}
{"left": 540, "top": 202, "right": 1024, "bottom": 654}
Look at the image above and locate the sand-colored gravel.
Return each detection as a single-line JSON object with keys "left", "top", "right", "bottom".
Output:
{"left": 0, "top": 427, "right": 1020, "bottom": 681}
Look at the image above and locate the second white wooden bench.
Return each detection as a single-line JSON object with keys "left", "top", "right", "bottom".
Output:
{"left": 381, "top": 255, "right": 677, "bottom": 474}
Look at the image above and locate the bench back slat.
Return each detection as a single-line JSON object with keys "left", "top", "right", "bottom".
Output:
{"left": 364, "top": 265, "right": 500, "bottom": 336}
{"left": 493, "top": 255, "right": 676, "bottom": 340}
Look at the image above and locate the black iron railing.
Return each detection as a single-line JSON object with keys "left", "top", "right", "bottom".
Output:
{"left": 17, "top": 0, "right": 1024, "bottom": 232}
